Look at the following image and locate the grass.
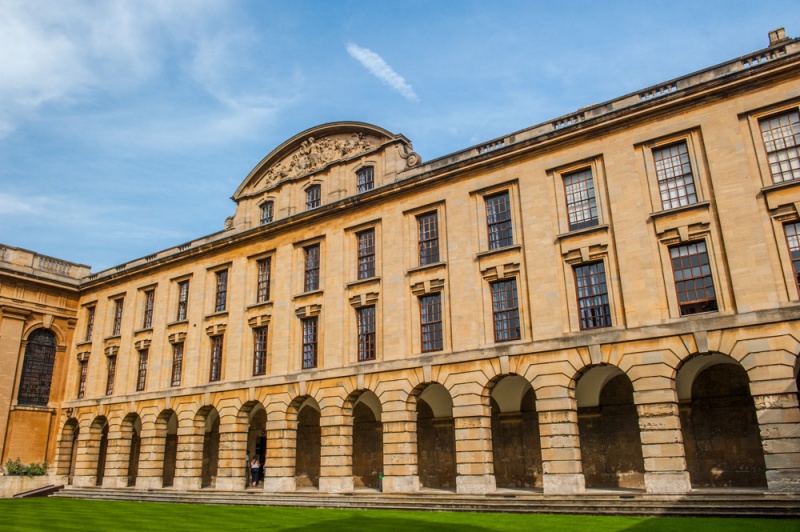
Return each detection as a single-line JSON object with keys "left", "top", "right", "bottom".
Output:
{"left": 2, "top": 499, "right": 798, "bottom": 531}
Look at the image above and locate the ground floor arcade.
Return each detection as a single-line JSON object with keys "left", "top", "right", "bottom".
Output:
{"left": 55, "top": 327, "right": 800, "bottom": 495}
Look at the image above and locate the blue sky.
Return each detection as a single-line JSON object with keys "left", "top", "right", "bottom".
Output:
{"left": 2, "top": 1, "right": 799, "bottom": 272}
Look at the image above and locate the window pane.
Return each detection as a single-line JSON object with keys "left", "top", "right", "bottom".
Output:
{"left": 670, "top": 241, "right": 718, "bottom": 315}
{"left": 486, "top": 192, "right": 513, "bottom": 249}
{"left": 357, "top": 167, "right": 374, "bottom": 193}
{"left": 357, "top": 230, "right": 375, "bottom": 279}
{"left": 306, "top": 185, "right": 321, "bottom": 210}
{"left": 419, "top": 294, "right": 443, "bottom": 352}
{"left": 563, "top": 168, "right": 599, "bottom": 231}
{"left": 17, "top": 329, "right": 57, "bottom": 405}
{"left": 491, "top": 279, "right": 521, "bottom": 341}
{"left": 417, "top": 212, "right": 440, "bottom": 265}
{"left": 761, "top": 111, "right": 800, "bottom": 183}
{"left": 215, "top": 270, "right": 228, "bottom": 312}
{"left": 573, "top": 262, "right": 612, "bottom": 330}
{"left": 253, "top": 327, "right": 268, "bottom": 375}
{"left": 304, "top": 245, "right": 320, "bottom": 292}
{"left": 357, "top": 306, "right": 376, "bottom": 361}
{"left": 257, "top": 258, "right": 271, "bottom": 303}
{"left": 260, "top": 201, "right": 274, "bottom": 225}
{"left": 302, "top": 318, "right": 318, "bottom": 369}
{"left": 653, "top": 142, "right": 698, "bottom": 209}
{"left": 210, "top": 336, "right": 223, "bottom": 382}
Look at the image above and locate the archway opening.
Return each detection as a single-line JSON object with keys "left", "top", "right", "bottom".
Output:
{"left": 125, "top": 415, "right": 142, "bottom": 487}
{"left": 57, "top": 419, "right": 80, "bottom": 485}
{"left": 577, "top": 367, "right": 645, "bottom": 490}
{"left": 416, "top": 383, "right": 456, "bottom": 490}
{"left": 247, "top": 405, "right": 267, "bottom": 488}
{"left": 160, "top": 411, "right": 178, "bottom": 488}
{"left": 678, "top": 357, "right": 767, "bottom": 488}
{"left": 93, "top": 418, "right": 109, "bottom": 487}
{"left": 352, "top": 391, "right": 382, "bottom": 489}
{"left": 296, "top": 400, "right": 321, "bottom": 488}
{"left": 201, "top": 409, "right": 220, "bottom": 488}
{"left": 490, "top": 376, "right": 542, "bottom": 489}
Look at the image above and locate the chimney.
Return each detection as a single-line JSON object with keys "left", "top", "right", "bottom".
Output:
{"left": 768, "top": 27, "right": 787, "bottom": 46}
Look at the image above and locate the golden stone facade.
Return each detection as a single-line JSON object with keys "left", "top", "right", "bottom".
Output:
{"left": 3, "top": 30, "right": 800, "bottom": 496}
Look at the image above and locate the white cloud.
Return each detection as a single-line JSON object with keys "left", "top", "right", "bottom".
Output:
{"left": 346, "top": 42, "right": 418, "bottom": 101}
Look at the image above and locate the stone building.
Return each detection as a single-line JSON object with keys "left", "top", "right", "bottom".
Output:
{"left": 3, "top": 29, "right": 800, "bottom": 495}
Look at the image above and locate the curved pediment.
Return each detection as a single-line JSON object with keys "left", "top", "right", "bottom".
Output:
{"left": 234, "top": 122, "right": 415, "bottom": 200}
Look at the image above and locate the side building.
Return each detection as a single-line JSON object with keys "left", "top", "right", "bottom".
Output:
{"left": 5, "top": 29, "right": 800, "bottom": 495}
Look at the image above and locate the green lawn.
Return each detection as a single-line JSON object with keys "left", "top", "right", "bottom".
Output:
{"left": 1, "top": 498, "right": 797, "bottom": 531}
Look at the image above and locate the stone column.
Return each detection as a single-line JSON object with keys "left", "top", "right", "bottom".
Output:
{"left": 636, "top": 399, "right": 691, "bottom": 493}
{"left": 71, "top": 425, "right": 98, "bottom": 487}
{"left": 102, "top": 427, "right": 131, "bottom": 488}
{"left": 537, "top": 395, "right": 585, "bottom": 494}
{"left": 215, "top": 420, "right": 248, "bottom": 491}
{"left": 262, "top": 413, "right": 296, "bottom": 492}
{"left": 0, "top": 307, "right": 29, "bottom": 461}
{"left": 381, "top": 406, "right": 419, "bottom": 493}
{"left": 135, "top": 422, "right": 164, "bottom": 489}
{"left": 453, "top": 403, "right": 496, "bottom": 494}
{"left": 173, "top": 422, "right": 202, "bottom": 490}
{"left": 753, "top": 391, "right": 800, "bottom": 492}
{"left": 318, "top": 409, "right": 354, "bottom": 493}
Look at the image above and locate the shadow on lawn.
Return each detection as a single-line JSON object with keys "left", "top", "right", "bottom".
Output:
{"left": 277, "top": 514, "right": 491, "bottom": 532}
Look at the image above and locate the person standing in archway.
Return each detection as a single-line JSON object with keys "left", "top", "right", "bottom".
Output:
{"left": 250, "top": 456, "right": 261, "bottom": 488}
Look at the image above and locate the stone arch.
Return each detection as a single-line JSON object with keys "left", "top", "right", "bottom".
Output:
{"left": 90, "top": 416, "right": 109, "bottom": 487}
{"left": 345, "top": 389, "right": 383, "bottom": 489}
{"left": 411, "top": 382, "right": 456, "bottom": 490}
{"left": 239, "top": 401, "right": 266, "bottom": 488}
{"left": 576, "top": 365, "right": 645, "bottom": 490}
{"left": 156, "top": 409, "right": 179, "bottom": 488}
{"left": 289, "top": 396, "right": 321, "bottom": 488}
{"left": 677, "top": 353, "right": 767, "bottom": 488}
{"left": 56, "top": 418, "right": 80, "bottom": 484}
{"left": 121, "top": 413, "right": 142, "bottom": 487}
{"left": 487, "top": 374, "right": 542, "bottom": 489}
{"left": 16, "top": 328, "right": 58, "bottom": 406}
{"left": 195, "top": 406, "right": 220, "bottom": 488}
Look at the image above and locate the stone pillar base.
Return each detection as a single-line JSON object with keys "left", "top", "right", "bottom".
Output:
{"left": 102, "top": 477, "right": 127, "bottom": 488}
{"left": 767, "top": 470, "right": 800, "bottom": 492}
{"left": 71, "top": 475, "right": 96, "bottom": 488}
{"left": 215, "top": 476, "right": 247, "bottom": 491}
{"left": 263, "top": 476, "right": 296, "bottom": 493}
{"left": 456, "top": 474, "right": 496, "bottom": 494}
{"left": 319, "top": 476, "right": 354, "bottom": 494}
{"left": 644, "top": 472, "right": 691, "bottom": 494}
{"left": 173, "top": 477, "right": 202, "bottom": 490}
{"left": 382, "top": 474, "right": 419, "bottom": 493}
{"left": 135, "top": 477, "right": 163, "bottom": 490}
{"left": 543, "top": 473, "right": 585, "bottom": 494}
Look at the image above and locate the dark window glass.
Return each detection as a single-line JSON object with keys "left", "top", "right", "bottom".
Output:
{"left": 670, "top": 241, "right": 718, "bottom": 316}
{"left": 112, "top": 299, "right": 124, "bottom": 336}
{"left": 563, "top": 168, "right": 599, "bottom": 231}
{"left": 306, "top": 185, "right": 321, "bottom": 210}
{"left": 210, "top": 335, "right": 223, "bottom": 382}
{"left": 784, "top": 221, "right": 800, "bottom": 296}
{"left": 419, "top": 293, "right": 443, "bottom": 352}
{"left": 85, "top": 306, "right": 95, "bottom": 342}
{"left": 573, "top": 262, "right": 612, "bottom": 330}
{"left": 77, "top": 359, "right": 88, "bottom": 399}
{"left": 417, "top": 212, "right": 440, "bottom": 265}
{"left": 357, "top": 306, "right": 376, "bottom": 361}
{"left": 653, "top": 142, "right": 697, "bottom": 209}
{"left": 257, "top": 258, "right": 271, "bottom": 303}
{"left": 136, "top": 349, "right": 148, "bottom": 391}
{"left": 17, "top": 329, "right": 57, "bottom": 406}
{"left": 760, "top": 111, "right": 800, "bottom": 183}
{"left": 357, "top": 166, "right": 375, "bottom": 193}
{"left": 357, "top": 230, "right": 376, "bottom": 279}
{"left": 302, "top": 317, "right": 318, "bottom": 369}
{"left": 215, "top": 270, "right": 228, "bottom": 312}
{"left": 304, "top": 244, "right": 320, "bottom": 292}
{"left": 253, "top": 327, "right": 268, "bottom": 376}
{"left": 486, "top": 192, "right": 513, "bottom": 249}
{"left": 177, "top": 280, "right": 189, "bottom": 321}
{"left": 142, "top": 290, "right": 155, "bottom": 329}
{"left": 105, "top": 355, "right": 117, "bottom": 396}
{"left": 260, "top": 201, "right": 274, "bottom": 225}
{"left": 171, "top": 343, "right": 184, "bottom": 387}
{"left": 491, "top": 279, "right": 521, "bottom": 342}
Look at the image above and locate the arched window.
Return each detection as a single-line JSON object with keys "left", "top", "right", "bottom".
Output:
{"left": 17, "top": 329, "right": 57, "bottom": 406}
{"left": 260, "top": 201, "right": 274, "bottom": 225}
